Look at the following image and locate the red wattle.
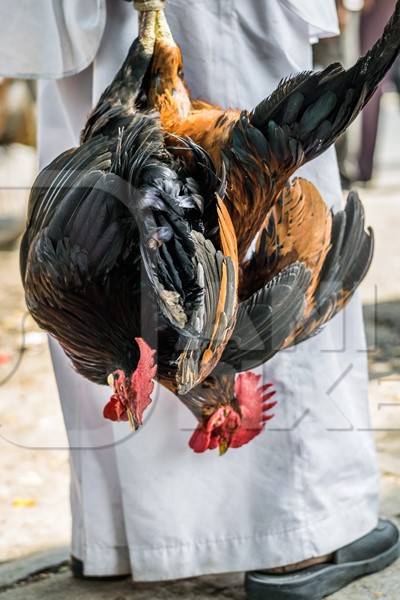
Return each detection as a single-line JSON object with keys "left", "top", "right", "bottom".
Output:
{"left": 189, "top": 427, "right": 212, "bottom": 453}
{"left": 103, "top": 394, "right": 128, "bottom": 422}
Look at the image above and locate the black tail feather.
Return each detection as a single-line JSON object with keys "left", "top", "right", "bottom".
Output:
{"left": 250, "top": 1, "right": 400, "bottom": 169}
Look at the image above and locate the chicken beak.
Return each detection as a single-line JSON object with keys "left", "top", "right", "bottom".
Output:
{"left": 107, "top": 373, "right": 114, "bottom": 388}
{"left": 219, "top": 440, "right": 229, "bottom": 456}
{"left": 127, "top": 408, "right": 139, "bottom": 432}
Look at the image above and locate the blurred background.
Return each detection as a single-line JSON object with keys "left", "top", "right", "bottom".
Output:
{"left": 0, "top": 0, "right": 400, "bottom": 566}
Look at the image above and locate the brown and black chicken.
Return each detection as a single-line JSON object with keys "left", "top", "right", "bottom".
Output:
{"left": 20, "top": 0, "right": 400, "bottom": 454}
{"left": 134, "top": 1, "right": 399, "bottom": 452}
{"left": 20, "top": 27, "right": 240, "bottom": 430}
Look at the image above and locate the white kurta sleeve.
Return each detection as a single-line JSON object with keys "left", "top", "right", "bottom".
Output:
{"left": 281, "top": 0, "right": 340, "bottom": 39}
{"left": 0, "top": 0, "right": 106, "bottom": 78}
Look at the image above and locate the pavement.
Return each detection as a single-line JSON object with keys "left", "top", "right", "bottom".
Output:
{"left": 1, "top": 94, "right": 400, "bottom": 598}
{"left": 0, "top": 540, "right": 399, "bottom": 599}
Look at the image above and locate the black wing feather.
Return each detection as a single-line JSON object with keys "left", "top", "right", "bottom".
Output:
{"left": 251, "top": 2, "right": 400, "bottom": 169}
{"left": 221, "top": 262, "right": 310, "bottom": 371}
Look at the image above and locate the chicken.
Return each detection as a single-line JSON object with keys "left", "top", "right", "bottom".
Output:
{"left": 20, "top": 27, "right": 239, "bottom": 429}
{"left": 180, "top": 180, "right": 373, "bottom": 453}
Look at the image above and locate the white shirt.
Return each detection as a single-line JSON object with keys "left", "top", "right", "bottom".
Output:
{"left": 0, "top": 0, "right": 106, "bottom": 78}
{"left": 0, "top": 0, "right": 338, "bottom": 79}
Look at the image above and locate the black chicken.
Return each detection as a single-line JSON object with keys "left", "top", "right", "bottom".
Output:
{"left": 20, "top": 32, "right": 239, "bottom": 429}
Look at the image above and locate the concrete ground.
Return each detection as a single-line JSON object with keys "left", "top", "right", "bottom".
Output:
{"left": 1, "top": 94, "right": 400, "bottom": 598}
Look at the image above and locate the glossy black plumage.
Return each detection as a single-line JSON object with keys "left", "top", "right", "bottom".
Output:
{"left": 20, "top": 36, "right": 238, "bottom": 393}
{"left": 221, "top": 263, "right": 310, "bottom": 372}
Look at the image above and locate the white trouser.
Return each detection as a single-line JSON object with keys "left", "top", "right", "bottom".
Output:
{"left": 37, "top": 0, "right": 380, "bottom": 581}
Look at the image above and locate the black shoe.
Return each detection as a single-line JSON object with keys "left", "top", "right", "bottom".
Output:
{"left": 70, "top": 556, "right": 130, "bottom": 581}
{"left": 245, "top": 519, "right": 400, "bottom": 600}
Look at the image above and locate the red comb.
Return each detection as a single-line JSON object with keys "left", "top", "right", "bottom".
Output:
{"left": 130, "top": 337, "right": 157, "bottom": 426}
{"left": 230, "top": 372, "right": 276, "bottom": 448}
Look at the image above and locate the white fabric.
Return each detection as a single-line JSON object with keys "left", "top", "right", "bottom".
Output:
{"left": 282, "top": 0, "right": 339, "bottom": 39}
{"left": 36, "top": 0, "right": 379, "bottom": 582}
{"left": 0, "top": 0, "right": 338, "bottom": 79}
{"left": 0, "top": 0, "right": 106, "bottom": 78}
